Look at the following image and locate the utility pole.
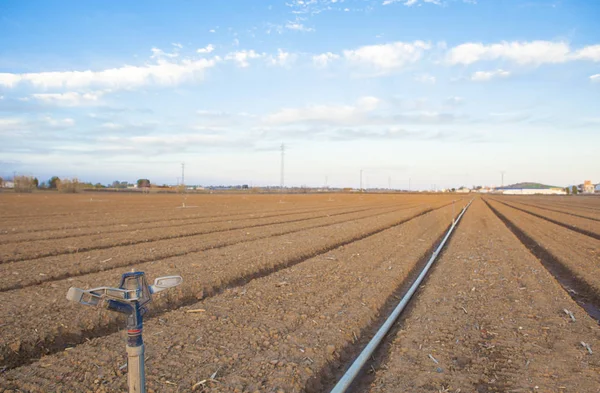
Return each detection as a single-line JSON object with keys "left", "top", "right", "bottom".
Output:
{"left": 501, "top": 171, "right": 505, "bottom": 187}
{"left": 409, "top": 178, "right": 411, "bottom": 191}
{"left": 388, "top": 176, "right": 391, "bottom": 190}
{"left": 280, "top": 143, "right": 285, "bottom": 192}
{"left": 325, "top": 175, "right": 328, "bottom": 188}
{"left": 181, "top": 163, "right": 185, "bottom": 187}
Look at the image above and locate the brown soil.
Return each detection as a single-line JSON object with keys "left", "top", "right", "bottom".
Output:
{"left": 492, "top": 197, "right": 600, "bottom": 238}
{"left": 365, "top": 199, "right": 600, "bottom": 393}
{"left": 0, "top": 193, "right": 464, "bottom": 373}
{"left": 503, "top": 196, "right": 600, "bottom": 221}
{"left": 0, "top": 195, "right": 461, "bottom": 391}
{"left": 2, "top": 193, "right": 597, "bottom": 393}
{"left": 485, "top": 199, "right": 600, "bottom": 300}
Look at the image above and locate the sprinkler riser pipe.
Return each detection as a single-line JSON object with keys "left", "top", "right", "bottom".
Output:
{"left": 127, "top": 344, "right": 146, "bottom": 393}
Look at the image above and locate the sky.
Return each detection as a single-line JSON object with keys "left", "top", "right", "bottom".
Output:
{"left": 0, "top": 0, "right": 599, "bottom": 189}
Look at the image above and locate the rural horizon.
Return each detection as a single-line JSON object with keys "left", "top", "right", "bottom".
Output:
{"left": 1, "top": 1, "right": 599, "bottom": 189}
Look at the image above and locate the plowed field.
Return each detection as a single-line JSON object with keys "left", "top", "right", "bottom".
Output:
{"left": 0, "top": 192, "right": 598, "bottom": 392}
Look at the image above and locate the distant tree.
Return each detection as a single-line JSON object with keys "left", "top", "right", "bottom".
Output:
{"left": 14, "top": 176, "right": 36, "bottom": 193}
{"left": 58, "top": 178, "right": 81, "bottom": 193}
{"left": 565, "top": 187, "right": 570, "bottom": 195}
{"left": 94, "top": 183, "right": 104, "bottom": 188}
{"left": 0, "top": 177, "right": 3, "bottom": 187}
{"left": 32, "top": 177, "right": 39, "bottom": 188}
{"left": 451, "top": 188, "right": 456, "bottom": 192}
{"left": 137, "top": 179, "right": 151, "bottom": 188}
{"left": 111, "top": 180, "right": 128, "bottom": 189}
{"left": 572, "top": 185, "right": 578, "bottom": 195}
{"left": 49, "top": 176, "right": 61, "bottom": 189}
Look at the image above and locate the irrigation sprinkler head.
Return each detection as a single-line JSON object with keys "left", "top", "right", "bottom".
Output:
{"left": 66, "top": 272, "right": 182, "bottom": 311}
{"left": 66, "top": 271, "right": 182, "bottom": 393}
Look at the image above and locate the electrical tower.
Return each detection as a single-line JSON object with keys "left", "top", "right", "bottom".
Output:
{"left": 181, "top": 163, "right": 185, "bottom": 186}
{"left": 280, "top": 143, "right": 285, "bottom": 192}
{"left": 360, "top": 169, "right": 363, "bottom": 192}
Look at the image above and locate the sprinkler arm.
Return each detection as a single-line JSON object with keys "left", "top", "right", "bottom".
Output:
{"left": 66, "top": 275, "right": 183, "bottom": 307}
{"left": 149, "top": 276, "right": 183, "bottom": 294}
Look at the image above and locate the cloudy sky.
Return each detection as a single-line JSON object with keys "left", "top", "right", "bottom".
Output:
{"left": 0, "top": 0, "right": 599, "bottom": 189}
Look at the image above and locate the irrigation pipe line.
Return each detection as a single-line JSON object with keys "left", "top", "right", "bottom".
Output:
{"left": 330, "top": 198, "right": 474, "bottom": 393}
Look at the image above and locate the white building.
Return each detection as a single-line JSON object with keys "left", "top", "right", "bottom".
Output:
{"left": 495, "top": 182, "right": 566, "bottom": 195}
{"left": 499, "top": 188, "right": 566, "bottom": 195}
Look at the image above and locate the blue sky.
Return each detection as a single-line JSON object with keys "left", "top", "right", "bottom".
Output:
{"left": 0, "top": 0, "right": 599, "bottom": 189}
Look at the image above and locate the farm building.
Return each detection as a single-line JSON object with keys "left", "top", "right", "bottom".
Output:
{"left": 495, "top": 182, "right": 566, "bottom": 195}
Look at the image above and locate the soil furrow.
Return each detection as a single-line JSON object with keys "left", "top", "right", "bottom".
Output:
{"left": 0, "top": 203, "right": 380, "bottom": 244}
{"left": 0, "top": 205, "right": 409, "bottom": 291}
{"left": 484, "top": 199, "right": 600, "bottom": 322}
{"left": 491, "top": 198, "right": 600, "bottom": 240}
{"left": 0, "top": 203, "right": 458, "bottom": 392}
{"left": 0, "top": 204, "right": 405, "bottom": 263}
{"left": 505, "top": 198, "right": 600, "bottom": 222}
{"left": 364, "top": 199, "right": 600, "bottom": 393}
{"left": 0, "top": 202, "right": 454, "bottom": 370}
{"left": 0, "top": 201, "right": 368, "bottom": 239}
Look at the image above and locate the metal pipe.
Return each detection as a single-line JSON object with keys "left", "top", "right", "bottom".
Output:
{"left": 330, "top": 199, "right": 474, "bottom": 393}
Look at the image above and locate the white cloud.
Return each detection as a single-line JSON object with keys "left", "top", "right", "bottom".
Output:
{"left": 0, "top": 57, "right": 217, "bottom": 90}
{"left": 209, "top": 29, "right": 216, "bottom": 33}
{"left": 573, "top": 45, "right": 600, "bottom": 61}
{"left": 263, "top": 96, "right": 380, "bottom": 126}
{"left": 100, "top": 122, "right": 123, "bottom": 129}
{"left": 267, "top": 49, "right": 296, "bottom": 67}
{"left": 197, "top": 44, "right": 215, "bottom": 54}
{"left": 0, "top": 118, "right": 23, "bottom": 132}
{"left": 225, "top": 50, "right": 263, "bottom": 68}
{"left": 0, "top": 73, "right": 22, "bottom": 88}
{"left": 172, "top": 42, "right": 183, "bottom": 49}
{"left": 312, "top": 52, "right": 340, "bottom": 67}
{"left": 591, "top": 74, "right": 600, "bottom": 83}
{"left": 150, "top": 47, "right": 179, "bottom": 59}
{"left": 285, "top": 21, "right": 314, "bottom": 32}
{"left": 343, "top": 41, "right": 431, "bottom": 71}
{"left": 414, "top": 73, "right": 436, "bottom": 84}
{"left": 31, "top": 91, "right": 105, "bottom": 106}
{"left": 383, "top": 0, "right": 441, "bottom": 5}
{"left": 44, "top": 116, "right": 75, "bottom": 128}
{"left": 471, "top": 69, "right": 510, "bottom": 81}
{"left": 445, "top": 96, "right": 464, "bottom": 106}
{"left": 447, "top": 41, "right": 600, "bottom": 66}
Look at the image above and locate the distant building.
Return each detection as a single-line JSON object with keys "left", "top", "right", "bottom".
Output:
{"left": 1, "top": 181, "right": 14, "bottom": 189}
{"left": 495, "top": 182, "right": 566, "bottom": 195}
{"left": 583, "top": 180, "right": 595, "bottom": 194}
{"left": 456, "top": 187, "right": 471, "bottom": 193}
